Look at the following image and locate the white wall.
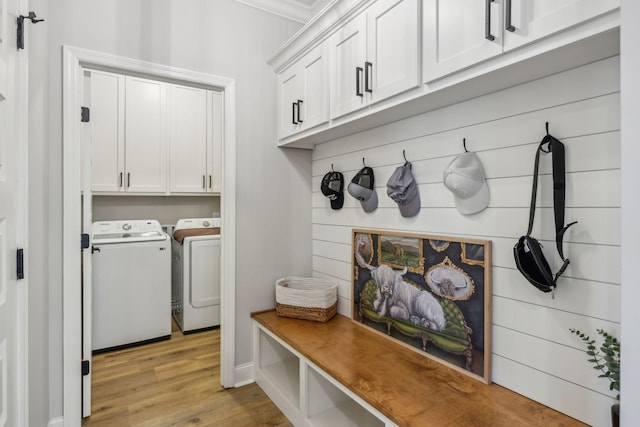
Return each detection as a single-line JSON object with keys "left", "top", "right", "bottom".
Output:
{"left": 92, "top": 196, "right": 220, "bottom": 225}
{"left": 620, "top": 0, "right": 640, "bottom": 424}
{"left": 28, "top": 0, "right": 310, "bottom": 421}
{"left": 312, "top": 57, "right": 620, "bottom": 427}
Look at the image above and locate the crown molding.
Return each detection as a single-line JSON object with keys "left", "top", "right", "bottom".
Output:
{"left": 233, "top": 0, "right": 314, "bottom": 24}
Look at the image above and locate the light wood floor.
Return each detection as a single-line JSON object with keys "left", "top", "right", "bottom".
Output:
{"left": 82, "top": 322, "right": 293, "bottom": 427}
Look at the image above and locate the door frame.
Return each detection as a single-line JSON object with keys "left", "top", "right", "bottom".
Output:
{"left": 62, "top": 45, "right": 237, "bottom": 426}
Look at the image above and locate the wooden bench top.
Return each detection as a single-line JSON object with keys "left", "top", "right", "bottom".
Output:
{"left": 252, "top": 310, "right": 585, "bottom": 427}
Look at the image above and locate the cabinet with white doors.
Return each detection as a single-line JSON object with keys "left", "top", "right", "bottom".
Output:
{"left": 90, "top": 71, "right": 168, "bottom": 193}
{"left": 169, "top": 85, "right": 223, "bottom": 193}
{"left": 329, "top": 0, "right": 420, "bottom": 119}
{"left": 278, "top": 42, "right": 329, "bottom": 139}
{"left": 423, "top": 0, "right": 620, "bottom": 83}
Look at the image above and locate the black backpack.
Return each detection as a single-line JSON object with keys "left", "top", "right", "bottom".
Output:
{"left": 513, "top": 124, "right": 577, "bottom": 297}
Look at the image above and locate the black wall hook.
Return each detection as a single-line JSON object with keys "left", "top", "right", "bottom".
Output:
{"left": 463, "top": 138, "right": 468, "bottom": 153}
{"left": 331, "top": 163, "right": 335, "bottom": 172}
{"left": 362, "top": 157, "right": 366, "bottom": 167}
{"left": 545, "top": 121, "right": 550, "bottom": 136}
{"left": 17, "top": 12, "right": 45, "bottom": 50}
{"left": 402, "top": 149, "right": 408, "bottom": 165}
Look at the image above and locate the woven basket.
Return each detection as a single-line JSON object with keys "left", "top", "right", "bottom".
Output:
{"left": 275, "top": 277, "right": 338, "bottom": 322}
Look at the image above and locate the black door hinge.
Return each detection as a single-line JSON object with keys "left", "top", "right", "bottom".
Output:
{"left": 82, "top": 360, "right": 90, "bottom": 376}
{"left": 81, "top": 107, "right": 90, "bottom": 123}
{"left": 81, "top": 233, "right": 90, "bottom": 250}
{"left": 16, "top": 248, "right": 24, "bottom": 280}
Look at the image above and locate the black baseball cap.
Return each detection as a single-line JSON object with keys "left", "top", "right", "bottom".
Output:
{"left": 321, "top": 171, "right": 344, "bottom": 210}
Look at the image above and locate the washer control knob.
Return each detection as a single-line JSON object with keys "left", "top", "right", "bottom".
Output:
{"left": 203, "top": 220, "right": 210, "bottom": 227}
{"left": 122, "top": 223, "right": 132, "bottom": 231}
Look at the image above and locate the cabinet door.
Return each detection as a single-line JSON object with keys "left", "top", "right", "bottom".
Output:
{"left": 169, "top": 84, "right": 208, "bottom": 193}
{"left": 367, "top": 0, "right": 420, "bottom": 104}
{"left": 278, "top": 66, "right": 301, "bottom": 138}
{"left": 90, "top": 70, "right": 125, "bottom": 192}
{"left": 329, "top": 13, "right": 368, "bottom": 119}
{"left": 207, "top": 91, "right": 223, "bottom": 194}
{"left": 298, "top": 43, "right": 329, "bottom": 131}
{"left": 125, "top": 76, "right": 168, "bottom": 193}
{"left": 503, "top": 0, "right": 620, "bottom": 51}
{"left": 423, "top": 0, "right": 503, "bottom": 82}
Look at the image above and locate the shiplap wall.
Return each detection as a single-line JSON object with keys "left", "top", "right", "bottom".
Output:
{"left": 311, "top": 56, "right": 620, "bottom": 427}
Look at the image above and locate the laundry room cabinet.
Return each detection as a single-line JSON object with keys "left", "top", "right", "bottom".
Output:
{"left": 90, "top": 71, "right": 168, "bottom": 193}
{"left": 278, "top": 42, "right": 329, "bottom": 139}
{"left": 422, "top": 0, "right": 620, "bottom": 82}
{"left": 169, "top": 86, "right": 223, "bottom": 194}
{"left": 329, "top": 0, "right": 420, "bottom": 119}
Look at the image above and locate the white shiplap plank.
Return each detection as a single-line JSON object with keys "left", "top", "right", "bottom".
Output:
{"left": 491, "top": 355, "right": 615, "bottom": 427}
{"left": 312, "top": 270, "right": 352, "bottom": 305}
{"left": 313, "top": 93, "right": 620, "bottom": 176}
{"left": 312, "top": 207, "right": 620, "bottom": 246}
{"left": 312, "top": 239, "right": 351, "bottom": 262}
{"left": 312, "top": 255, "right": 351, "bottom": 283}
{"left": 492, "top": 268, "right": 621, "bottom": 322}
{"left": 311, "top": 224, "right": 352, "bottom": 244}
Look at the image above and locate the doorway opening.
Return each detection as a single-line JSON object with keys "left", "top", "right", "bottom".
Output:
{"left": 62, "top": 46, "right": 237, "bottom": 426}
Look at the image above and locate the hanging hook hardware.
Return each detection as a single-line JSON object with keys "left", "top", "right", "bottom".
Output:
{"left": 463, "top": 138, "right": 468, "bottom": 153}
{"left": 545, "top": 121, "right": 550, "bottom": 136}
{"left": 331, "top": 163, "right": 335, "bottom": 172}
{"left": 362, "top": 157, "right": 366, "bottom": 167}
{"left": 17, "top": 12, "right": 45, "bottom": 50}
{"left": 403, "top": 150, "right": 408, "bottom": 165}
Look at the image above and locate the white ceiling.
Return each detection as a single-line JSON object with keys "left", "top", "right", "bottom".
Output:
{"left": 233, "top": 0, "right": 334, "bottom": 24}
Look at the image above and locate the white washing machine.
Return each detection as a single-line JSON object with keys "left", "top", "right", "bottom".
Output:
{"left": 172, "top": 218, "right": 221, "bottom": 333}
{"left": 92, "top": 219, "right": 171, "bottom": 351}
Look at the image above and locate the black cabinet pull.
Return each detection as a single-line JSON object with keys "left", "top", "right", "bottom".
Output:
{"left": 202, "top": 175, "right": 206, "bottom": 189}
{"left": 485, "top": 0, "right": 495, "bottom": 41}
{"left": 127, "top": 172, "right": 130, "bottom": 188}
{"left": 506, "top": 0, "right": 515, "bottom": 32}
{"left": 365, "top": 62, "right": 373, "bottom": 93}
{"left": 209, "top": 175, "right": 212, "bottom": 189}
{"left": 292, "top": 102, "right": 298, "bottom": 124}
{"left": 297, "top": 100, "right": 304, "bottom": 123}
{"left": 119, "top": 172, "right": 123, "bottom": 188}
{"left": 356, "top": 66, "right": 363, "bottom": 97}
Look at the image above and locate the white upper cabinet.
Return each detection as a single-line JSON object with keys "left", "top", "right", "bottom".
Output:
{"left": 90, "top": 70, "right": 125, "bottom": 192}
{"left": 502, "top": 0, "right": 620, "bottom": 52}
{"left": 330, "top": 0, "right": 420, "bottom": 119}
{"left": 207, "top": 91, "right": 223, "bottom": 194}
{"left": 91, "top": 72, "right": 167, "bottom": 193}
{"left": 124, "top": 76, "right": 168, "bottom": 193}
{"left": 169, "top": 84, "right": 209, "bottom": 193}
{"left": 423, "top": 0, "right": 620, "bottom": 82}
{"left": 423, "top": 0, "right": 503, "bottom": 83}
{"left": 278, "top": 42, "right": 329, "bottom": 139}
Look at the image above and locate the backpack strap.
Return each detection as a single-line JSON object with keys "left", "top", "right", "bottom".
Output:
{"left": 531, "top": 125, "right": 577, "bottom": 287}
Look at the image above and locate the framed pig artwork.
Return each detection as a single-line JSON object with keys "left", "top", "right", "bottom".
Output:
{"left": 352, "top": 229, "right": 492, "bottom": 383}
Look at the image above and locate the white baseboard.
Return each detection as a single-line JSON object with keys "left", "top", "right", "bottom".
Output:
{"left": 48, "top": 416, "right": 64, "bottom": 427}
{"left": 234, "top": 362, "right": 254, "bottom": 387}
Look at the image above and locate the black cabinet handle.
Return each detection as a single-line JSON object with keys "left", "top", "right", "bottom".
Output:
{"left": 485, "top": 0, "right": 495, "bottom": 41}
{"left": 356, "top": 66, "right": 363, "bottom": 97}
{"left": 119, "top": 172, "right": 123, "bottom": 188}
{"left": 365, "top": 62, "right": 372, "bottom": 93}
{"left": 297, "top": 100, "right": 303, "bottom": 123}
{"left": 292, "top": 102, "right": 298, "bottom": 124}
{"left": 209, "top": 175, "right": 212, "bottom": 189}
{"left": 202, "top": 175, "right": 206, "bottom": 189}
{"left": 506, "top": 0, "right": 515, "bottom": 32}
{"left": 127, "top": 172, "right": 130, "bottom": 188}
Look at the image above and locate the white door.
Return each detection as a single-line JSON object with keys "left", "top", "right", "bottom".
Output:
{"left": 278, "top": 65, "right": 301, "bottom": 138}
{"left": 367, "top": 0, "right": 420, "bottom": 103}
{"left": 298, "top": 43, "right": 328, "bottom": 131}
{"left": 502, "top": 0, "right": 620, "bottom": 51}
{"left": 0, "top": 0, "right": 27, "bottom": 425}
{"left": 329, "top": 13, "right": 368, "bottom": 119}
{"left": 89, "top": 70, "right": 125, "bottom": 193}
{"left": 423, "top": 0, "right": 503, "bottom": 82}
{"left": 124, "top": 76, "right": 168, "bottom": 193}
{"left": 169, "top": 84, "right": 208, "bottom": 193}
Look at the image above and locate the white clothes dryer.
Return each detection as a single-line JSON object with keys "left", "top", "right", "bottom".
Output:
{"left": 172, "top": 218, "right": 221, "bottom": 333}
{"left": 91, "top": 219, "right": 171, "bottom": 352}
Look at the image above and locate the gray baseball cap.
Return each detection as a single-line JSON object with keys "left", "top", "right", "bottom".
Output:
{"left": 443, "top": 152, "right": 490, "bottom": 215}
{"left": 348, "top": 167, "right": 378, "bottom": 213}
{"left": 387, "top": 162, "right": 420, "bottom": 217}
